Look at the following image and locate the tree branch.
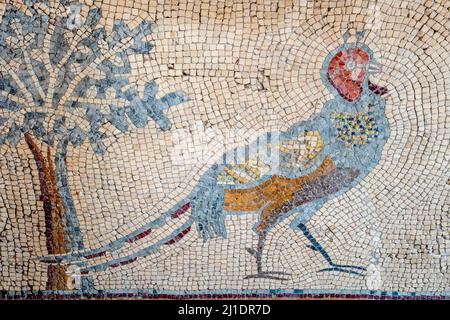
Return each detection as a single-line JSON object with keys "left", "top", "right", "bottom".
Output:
{"left": 66, "top": 97, "right": 128, "bottom": 106}
{"left": 41, "top": 0, "right": 67, "bottom": 66}
{"left": 45, "top": 25, "right": 91, "bottom": 108}
{"left": 0, "top": 56, "right": 35, "bottom": 107}
{"left": 22, "top": 49, "right": 46, "bottom": 100}
{"left": 58, "top": 35, "right": 137, "bottom": 110}
{"left": 0, "top": 90, "right": 29, "bottom": 107}
{"left": 42, "top": 2, "right": 83, "bottom": 108}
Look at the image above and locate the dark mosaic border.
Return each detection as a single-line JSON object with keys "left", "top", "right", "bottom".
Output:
{"left": 1, "top": 291, "right": 449, "bottom": 300}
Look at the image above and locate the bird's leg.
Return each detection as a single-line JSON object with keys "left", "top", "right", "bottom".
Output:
{"left": 297, "top": 223, "right": 366, "bottom": 276}
{"left": 246, "top": 232, "right": 265, "bottom": 274}
{"left": 244, "top": 232, "right": 291, "bottom": 280}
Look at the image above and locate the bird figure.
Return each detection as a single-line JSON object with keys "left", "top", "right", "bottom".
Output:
{"left": 41, "top": 32, "right": 389, "bottom": 281}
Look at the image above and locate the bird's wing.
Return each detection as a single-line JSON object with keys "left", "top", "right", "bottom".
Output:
{"left": 277, "top": 129, "right": 325, "bottom": 172}
{"left": 216, "top": 129, "right": 325, "bottom": 187}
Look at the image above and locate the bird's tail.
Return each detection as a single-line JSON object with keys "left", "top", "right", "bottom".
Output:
{"left": 37, "top": 200, "right": 193, "bottom": 274}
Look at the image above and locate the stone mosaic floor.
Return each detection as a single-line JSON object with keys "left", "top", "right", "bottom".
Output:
{"left": 0, "top": 0, "right": 448, "bottom": 299}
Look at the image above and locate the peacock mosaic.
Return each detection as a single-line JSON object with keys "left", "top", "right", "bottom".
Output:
{"left": 0, "top": 0, "right": 448, "bottom": 299}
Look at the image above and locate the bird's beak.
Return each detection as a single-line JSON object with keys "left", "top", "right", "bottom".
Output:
{"left": 366, "top": 60, "right": 382, "bottom": 75}
{"left": 366, "top": 60, "right": 388, "bottom": 96}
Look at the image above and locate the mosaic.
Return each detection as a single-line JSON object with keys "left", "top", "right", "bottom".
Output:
{"left": 0, "top": 0, "right": 448, "bottom": 300}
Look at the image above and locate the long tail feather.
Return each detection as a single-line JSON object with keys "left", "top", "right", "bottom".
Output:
{"left": 37, "top": 200, "right": 192, "bottom": 263}
{"left": 79, "top": 220, "right": 194, "bottom": 273}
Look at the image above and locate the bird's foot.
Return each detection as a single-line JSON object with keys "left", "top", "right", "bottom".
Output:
{"left": 244, "top": 271, "right": 291, "bottom": 281}
{"left": 319, "top": 263, "right": 366, "bottom": 276}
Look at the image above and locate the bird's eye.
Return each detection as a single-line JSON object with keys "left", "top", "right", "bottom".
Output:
{"left": 345, "top": 59, "right": 357, "bottom": 71}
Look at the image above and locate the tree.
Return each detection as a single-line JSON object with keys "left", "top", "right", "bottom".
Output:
{"left": 0, "top": 0, "right": 188, "bottom": 290}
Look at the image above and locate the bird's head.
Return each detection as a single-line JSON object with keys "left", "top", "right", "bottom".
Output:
{"left": 322, "top": 31, "right": 387, "bottom": 102}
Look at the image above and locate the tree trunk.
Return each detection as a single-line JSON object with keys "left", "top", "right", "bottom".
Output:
{"left": 24, "top": 133, "right": 69, "bottom": 290}
{"left": 24, "top": 133, "right": 90, "bottom": 290}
